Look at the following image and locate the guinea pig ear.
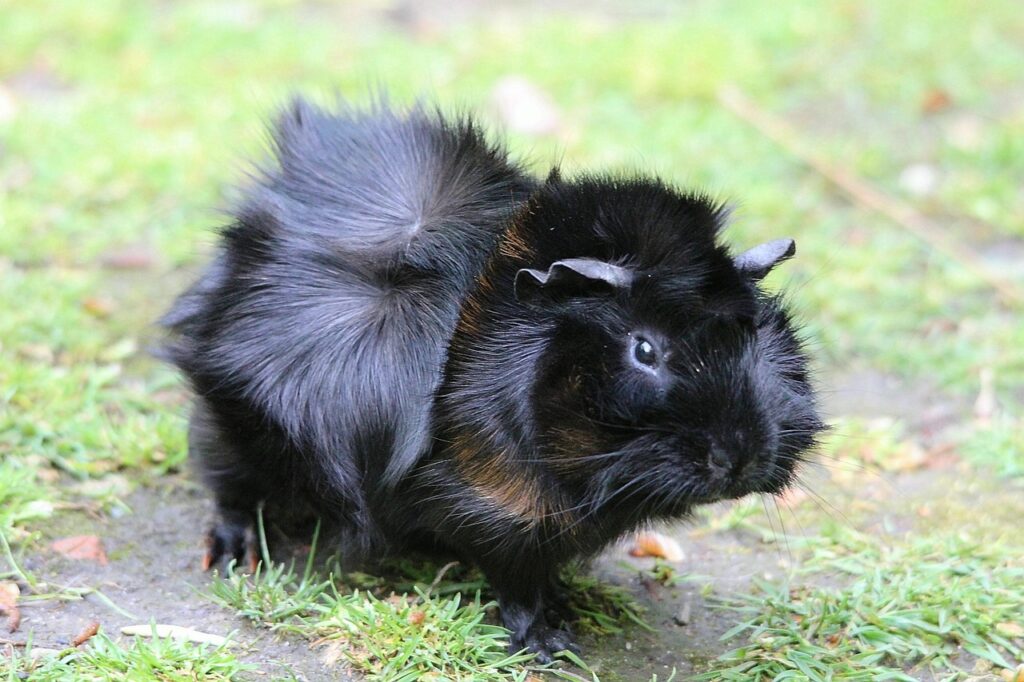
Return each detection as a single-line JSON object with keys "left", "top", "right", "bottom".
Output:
{"left": 734, "top": 238, "right": 796, "bottom": 281}
{"left": 515, "top": 258, "right": 633, "bottom": 302}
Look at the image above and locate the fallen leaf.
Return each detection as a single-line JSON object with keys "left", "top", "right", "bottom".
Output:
{"left": 100, "top": 245, "right": 158, "bottom": 270}
{"left": 82, "top": 296, "right": 115, "bottom": 318}
{"left": 920, "top": 88, "right": 952, "bottom": 114}
{"left": 50, "top": 535, "right": 108, "bottom": 565}
{"left": 995, "top": 621, "right": 1024, "bottom": 638}
{"left": 386, "top": 593, "right": 410, "bottom": 607}
{"left": 17, "top": 343, "right": 54, "bottom": 363}
{"left": 36, "top": 466, "right": 61, "bottom": 484}
{"left": 1000, "top": 664, "right": 1024, "bottom": 682}
{"left": 317, "top": 638, "right": 346, "bottom": 666}
{"left": 406, "top": 610, "right": 425, "bottom": 626}
{"left": 72, "top": 620, "right": 101, "bottom": 647}
{"left": 121, "top": 624, "right": 233, "bottom": 647}
{"left": 0, "top": 581, "right": 21, "bottom": 632}
{"left": 924, "top": 442, "right": 960, "bottom": 470}
{"left": 629, "top": 531, "right": 685, "bottom": 562}
{"left": 882, "top": 442, "right": 929, "bottom": 472}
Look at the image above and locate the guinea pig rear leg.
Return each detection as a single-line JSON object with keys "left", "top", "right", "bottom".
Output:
{"left": 202, "top": 506, "right": 258, "bottom": 573}
{"left": 189, "top": 403, "right": 262, "bottom": 573}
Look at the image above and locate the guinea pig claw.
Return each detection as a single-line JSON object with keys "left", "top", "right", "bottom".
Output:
{"left": 202, "top": 519, "right": 254, "bottom": 574}
{"left": 201, "top": 527, "right": 226, "bottom": 571}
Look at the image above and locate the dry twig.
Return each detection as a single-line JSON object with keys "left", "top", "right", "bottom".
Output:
{"left": 717, "top": 85, "right": 1023, "bottom": 307}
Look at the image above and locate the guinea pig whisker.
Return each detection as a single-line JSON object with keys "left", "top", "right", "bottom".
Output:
{"left": 774, "top": 449, "right": 878, "bottom": 477}
{"left": 791, "top": 479, "right": 852, "bottom": 527}
{"left": 514, "top": 450, "right": 629, "bottom": 466}
{"left": 547, "top": 468, "right": 656, "bottom": 544}
{"left": 648, "top": 476, "right": 689, "bottom": 518}
{"left": 774, "top": 428, "right": 824, "bottom": 437}
{"left": 767, "top": 494, "right": 794, "bottom": 566}
{"left": 778, "top": 492, "right": 812, "bottom": 549}
{"left": 555, "top": 409, "right": 677, "bottom": 436}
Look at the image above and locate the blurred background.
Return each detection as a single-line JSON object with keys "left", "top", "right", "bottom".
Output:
{"left": 1, "top": 1, "right": 1022, "bottom": 680}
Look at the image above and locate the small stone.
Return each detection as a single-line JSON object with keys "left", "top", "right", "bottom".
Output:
{"left": 898, "top": 163, "right": 939, "bottom": 197}
{"left": 673, "top": 601, "right": 692, "bottom": 626}
{"left": 995, "top": 621, "right": 1023, "bottom": 637}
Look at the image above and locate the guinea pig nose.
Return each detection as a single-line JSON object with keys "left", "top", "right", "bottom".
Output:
{"left": 708, "top": 444, "right": 733, "bottom": 475}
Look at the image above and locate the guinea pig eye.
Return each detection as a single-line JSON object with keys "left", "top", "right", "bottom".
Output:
{"left": 632, "top": 336, "right": 659, "bottom": 368}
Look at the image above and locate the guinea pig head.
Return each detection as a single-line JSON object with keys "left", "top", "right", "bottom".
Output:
{"left": 451, "top": 176, "right": 823, "bottom": 528}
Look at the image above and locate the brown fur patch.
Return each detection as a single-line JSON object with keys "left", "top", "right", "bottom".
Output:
{"left": 497, "top": 219, "right": 534, "bottom": 261}
{"left": 454, "top": 216, "right": 533, "bottom": 343}
{"left": 545, "top": 425, "right": 607, "bottom": 475}
{"left": 453, "top": 286, "right": 484, "bottom": 338}
{"left": 451, "top": 431, "right": 570, "bottom": 527}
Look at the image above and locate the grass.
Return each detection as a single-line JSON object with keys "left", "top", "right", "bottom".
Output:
{"left": 1, "top": 0, "right": 1022, "bottom": 679}
{"left": 702, "top": 528, "right": 1024, "bottom": 681}
{"left": 210, "top": 563, "right": 536, "bottom": 681}
{"left": 4, "top": 630, "right": 254, "bottom": 682}
{"left": 961, "top": 417, "right": 1024, "bottom": 479}
{"left": 200, "top": 519, "right": 649, "bottom": 680}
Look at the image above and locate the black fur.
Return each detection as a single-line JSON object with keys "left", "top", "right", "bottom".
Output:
{"left": 162, "top": 98, "right": 823, "bottom": 661}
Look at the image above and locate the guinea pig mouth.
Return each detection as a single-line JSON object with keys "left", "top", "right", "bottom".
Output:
{"left": 709, "top": 460, "right": 785, "bottom": 500}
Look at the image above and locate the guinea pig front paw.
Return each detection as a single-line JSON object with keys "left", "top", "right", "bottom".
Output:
{"left": 201, "top": 515, "right": 257, "bottom": 574}
{"left": 511, "top": 622, "right": 580, "bottom": 664}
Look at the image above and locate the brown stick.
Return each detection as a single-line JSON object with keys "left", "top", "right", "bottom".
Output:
{"left": 717, "top": 85, "right": 1023, "bottom": 308}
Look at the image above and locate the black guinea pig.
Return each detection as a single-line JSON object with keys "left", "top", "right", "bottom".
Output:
{"left": 161, "top": 98, "right": 823, "bottom": 661}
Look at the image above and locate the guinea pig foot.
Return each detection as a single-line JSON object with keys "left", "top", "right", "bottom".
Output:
{"left": 202, "top": 518, "right": 257, "bottom": 574}
{"left": 512, "top": 622, "right": 579, "bottom": 665}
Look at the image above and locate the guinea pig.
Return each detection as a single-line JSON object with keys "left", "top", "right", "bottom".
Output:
{"left": 161, "top": 98, "right": 823, "bottom": 661}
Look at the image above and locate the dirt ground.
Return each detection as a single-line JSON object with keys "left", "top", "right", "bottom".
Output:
{"left": 12, "top": 367, "right": 1000, "bottom": 681}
